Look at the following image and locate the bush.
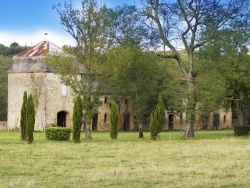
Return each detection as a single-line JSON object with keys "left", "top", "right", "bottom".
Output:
{"left": 46, "top": 127, "right": 71, "bottom": 141}
{"left": 73, "top": 95, "right": 83, "bottom": 143}
{"left": 233, "top": 126, "right": 250, "bottom": 136}
{"left": 26, "top": 94, "right": 35, "bottom": 144}
{"left": 110, "top": 100, "right": 119, "bottom": 140}
{"left": 150, "top": 95, "right": 165, "bottom": 140}
{"left": 20, "top": 90, "right": 27, "bottom": 141}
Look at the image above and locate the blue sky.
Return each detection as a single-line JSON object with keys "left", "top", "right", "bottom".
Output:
{"left": 0, "top": 0, "right": 137, "bottom": 47}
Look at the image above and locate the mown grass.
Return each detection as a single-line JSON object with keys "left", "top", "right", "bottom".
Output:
{"left": 0, "top": 130, "right": 249, "bottom": 188}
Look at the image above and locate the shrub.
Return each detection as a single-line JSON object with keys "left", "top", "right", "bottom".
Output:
{"left": 150, "top": 94, "right": 165, "bottom": 140}
{"left": 73, "top": 95, "right": 83, "bottom": 143}
{"left": 233, "top": 126, "right": 250, "bottom": 136}
{"left": 46, "top": 127, "right": 71, "bottom": 141}
{"left": 110, "top": 100, "right": 119, "bottom": 140}
{"left": 26, "top": 94, "right": 35, "bottom": 144}
{"left": 20, "top": 90, "right": 27, "bottom": 141}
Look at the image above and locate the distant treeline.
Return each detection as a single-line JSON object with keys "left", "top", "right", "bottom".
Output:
{"left": 0, "top": 42, "right": 28, "bottom": 57}
{"left": 0, "top": 42, "right": 28, "bottom": 120}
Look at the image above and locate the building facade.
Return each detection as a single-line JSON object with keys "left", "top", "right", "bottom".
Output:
{"left": 7, "top": 41, "right": 232, "bottom": 131}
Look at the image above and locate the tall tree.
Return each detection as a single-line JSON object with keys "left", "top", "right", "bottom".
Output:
{"left": 198, "top": 26, "right": 250, "bottom": 126}
{"left": 141, "top": 0, "right": 249, "bottom": 138}
{"left": 26, "top": 94, "right": 35, "bottom": 144}
{"left": 52, "top": 0, "right": 116, "bottom": 139}
{"left": 110, "top": 100, "right": 119, "bottom": 140}
{"left": 113, "top": 5, "right": 150, "bottom": 48}
{"left": 103, "top": 45, "right": 167, "bottom": 138}
{"left": 20, "top": 91, "right": 27, "bottom": 140}
{"left": 73, "top": 95, "right": 83, "bottom": 143}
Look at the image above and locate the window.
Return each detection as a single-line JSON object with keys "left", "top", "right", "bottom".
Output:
{"left": 62, "top": 83, "right": 67, "bottom": 96}
{"left": 223, "top": 115, "right": 226, "bottom": 123}
{"left": 180, "top": 114, "right": 183, "bottom": 125}
{"left": 104, "top": 97, "right": 108, "bottom": 103}
{"left": 104, "top": 114, "right": 107, "bottom": 123}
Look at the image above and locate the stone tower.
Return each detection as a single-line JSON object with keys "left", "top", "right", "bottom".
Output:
{"left": 8, "top": 41, "right": 74, "bottom": 130}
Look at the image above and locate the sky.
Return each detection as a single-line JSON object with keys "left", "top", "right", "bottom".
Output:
{"left": 0, "top": 0, "right": 138, "bottom": 48}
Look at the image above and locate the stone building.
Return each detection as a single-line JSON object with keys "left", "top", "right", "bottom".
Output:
{"left": 7, "top": 41, "right": 232, "bottom": 131}
{"left": 7, "top": 41, "right": 136, "bottom": 131}
{"left": 8, "top": 41, "right": 74, "bottom": 130}
{"left": 164, "top": 109, "right": 232, "bottom": 130}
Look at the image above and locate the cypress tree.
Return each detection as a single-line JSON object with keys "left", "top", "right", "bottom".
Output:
{"left": 20, "top": 91, "right": 27, "bottom": 140}
{"left": 26, "top": 94, "right": 35, "bottom": 144}
{"left": 150, "top": 94, "right": 165, "bottom": 140}
{"left": 73, "top": 95, "right": 83, "bottom": 143}
{"left": 150, "top": 114, "right": 158, "bottom": 140}
{"left": 110, "top": 100, "right": 119, "bottom": 140}
{"left": 155, "top": 94, "right": 165, "bottom": 133}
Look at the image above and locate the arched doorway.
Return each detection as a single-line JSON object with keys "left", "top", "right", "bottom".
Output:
{"left": 168, "top": 114, "right": 174, "bottom": 130}
{"left": 92, "top": 113, "right": 98, "bottom": 131}
{"left": 213, "top": 113, "right": 220, "bottom": 129}
{"left": 57, "top": 111, "right": 67, "bottom": 127}
{"left": 123, "top": 113, "right": 130, "bottom": 131}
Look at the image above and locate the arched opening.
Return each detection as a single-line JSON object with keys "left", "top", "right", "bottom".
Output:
{"left": 168, "top": 114, "right": 174, "bottom": 130}
{"left": 92, "top": 113, "right": 98, "bottom": 131}
{"left": 57, "top": 111, "right": 67, "bottom": 127}
{"left": 213, "top": 113, "right": 220, "bottom": 129}
{"left": 123, "top": 113, "right": 130, "bottom": 131}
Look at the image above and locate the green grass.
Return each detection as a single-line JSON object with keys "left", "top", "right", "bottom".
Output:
{"left": 0, "top": 130, "right": 249, "bottom": 188}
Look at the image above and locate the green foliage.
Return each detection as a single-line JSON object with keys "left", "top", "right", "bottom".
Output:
{"left": 110, "top": 100, "right": 119, "bottom": 140}
{"left": 114, "top": 5, "right": 149, "bottom": 47}
{"left": 155, "top": 95, "right": 166, "bottom": 130}
{"left": 46, "top": 127, "right": 71, "bottom": 141}
{"left": 150, "top": 114, "right": 158, "bottom": 140}
{"left": 103, "top": 46, "right": 167, "bottom": 123}
{"left": 0, "top": 45, "right": 27, "bottom": 121}
{"left": 150, "top": 95, "right": 165, "bottom": 140}
{"left": 233, "top": 126, "right": 250, "bottom": 136}
{"left": 73, "top": 95, "right": 83, "bottom": 143}
{"left": 0, "top": 43, "right": 27, "bottom": 57}
{"left": 20, "top": 91, "right": 27, "bottom": 140}
{"left": 26, "top": 94, "right": 35, "bottom": 144}
{"left": 0, "top": 55, "right": 11, "bottom": 121}
{"left": 142, "top": 0, "right": 249, "bottom": 138}
{"left": 198, "top": 27, "right": 250, "bottom": 126}
{"left": 51, "top": 0, "right": 116, "bottom": 139}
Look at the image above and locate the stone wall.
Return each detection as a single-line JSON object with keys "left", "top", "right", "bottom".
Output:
{"left": 0, "top": 121, "right": 7, "bottom": 130}
{"left": 8, "top": 72, "right": 74, "bottom": 131}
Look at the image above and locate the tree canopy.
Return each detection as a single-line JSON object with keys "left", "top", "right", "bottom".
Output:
{"left": 140, "top": 0, "right": 249, "bottom": 138}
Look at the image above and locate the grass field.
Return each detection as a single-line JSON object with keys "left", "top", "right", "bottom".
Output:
{"left": 0, "top": 130, "right": 249, "bottom": 188}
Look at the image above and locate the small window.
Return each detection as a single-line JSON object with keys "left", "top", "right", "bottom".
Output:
{"left": 180, "top": 114, "right": 183, "bottom": 125}
{"left": 62, "top": 83, "right": 67, "bottom": 96}
{"left": 104, "top": 97, "right": 108, "bottom": 103}
{"left": 223, "top": 115, "right": 226, "bottom": 123}
{"left": 104, "top": 114, "right": 107, "bottom": 123}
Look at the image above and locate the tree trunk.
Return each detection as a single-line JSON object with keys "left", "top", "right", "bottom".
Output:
{"left": 85, "top": 118, "right": 92, "bottom": 139}
{"left": 185, "top": 77, "right": 196, "bottom": 139}
{"left": 237, "top": 100, "right": 246, "bottom": 126}
{"left": 138, "top": 123, "right": 144, "bottom": 138}
{"left": 151, "top": 135, "right": 156, "bottom": 141}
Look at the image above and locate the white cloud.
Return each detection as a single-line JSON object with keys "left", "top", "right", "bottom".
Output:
{"left": 0, "top": 29, "right": 76, "bottom": 48}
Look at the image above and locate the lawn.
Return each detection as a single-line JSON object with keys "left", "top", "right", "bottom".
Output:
{"left": 0, "top": 130, "right": 249, "bottom": 188}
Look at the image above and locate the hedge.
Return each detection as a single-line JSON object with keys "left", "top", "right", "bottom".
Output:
{"left": 46, "top": 127, "right": 71, "bottom": 141}
{"left": 233, "top": 126, "right": 250, "bottom": 136}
